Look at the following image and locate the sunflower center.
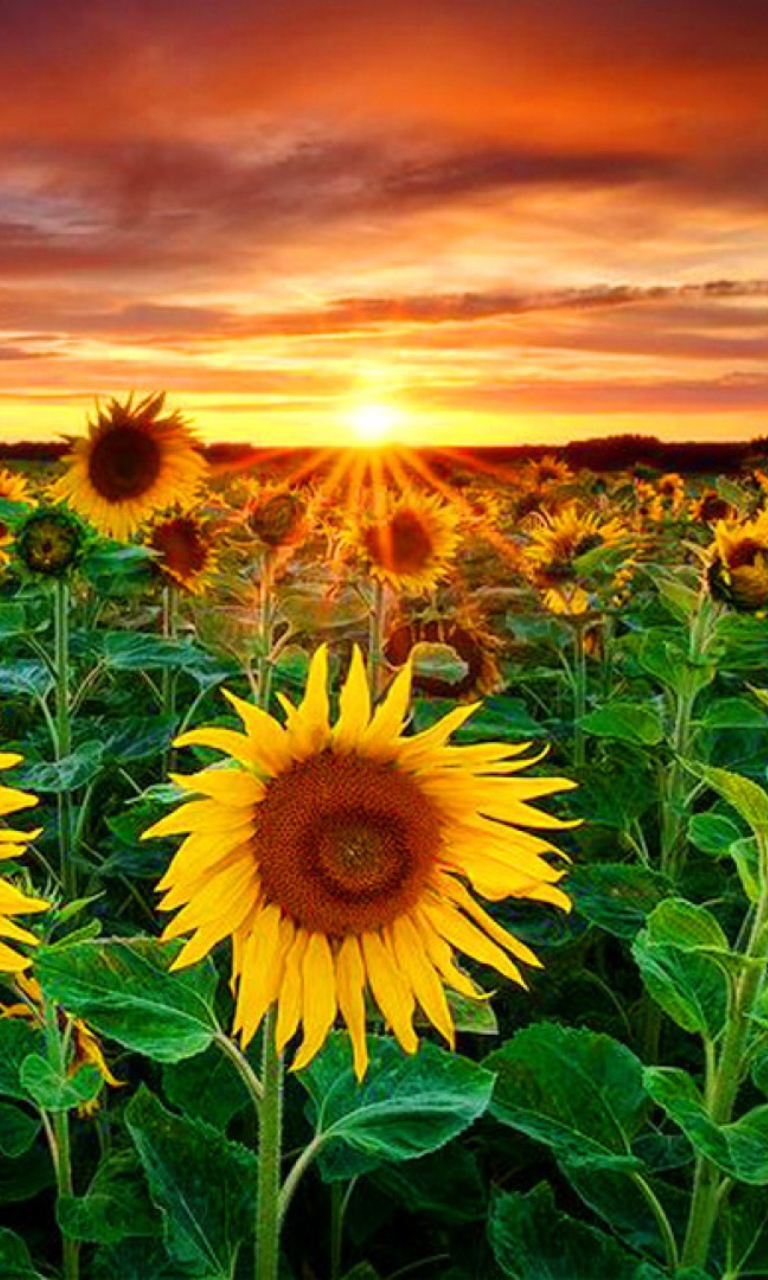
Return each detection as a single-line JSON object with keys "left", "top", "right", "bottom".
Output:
{"left": 253, "top": 751, "right": 442, "bottom": 936}
{"left": 88, "top": 426, "right": 163, "bottom": 501}
{"left": 365, "top": 509, "right": 434, "bottom": 575}
{"left": 727, "top": 538, "right": 763, "bottom": 570}
{"left": 151, "top": 518, "right": 207, "bottom": 579}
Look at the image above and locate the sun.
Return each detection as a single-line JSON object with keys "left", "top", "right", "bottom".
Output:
{"left": 348, "top": 403, "right": 399, "bottom": 446}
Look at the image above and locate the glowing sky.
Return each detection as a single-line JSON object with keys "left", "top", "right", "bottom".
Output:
{"left": 1, "top": 0, "right": 767, "bottom": 446}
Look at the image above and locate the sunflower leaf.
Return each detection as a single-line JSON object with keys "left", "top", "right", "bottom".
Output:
{"left": 488, "top": 1183, "right": 666, "bottom": 1280}
{"left": 644, "top": 1068, "right": 768, "bottom": 1184}
{"left": 125, "top": 1086, "right": 256, "bottom": 1279}
{"left": 485, "top": 1023, "right": 649, "bottom": 1173}
{"left": 34, "top": 937, "right": 220, "bottom": 1064}
{"left": 0, "top": 1226, "right": 49, "bottom": 1279}
{"left": 298, "top": 1032, "right": 494, "bottom": 1181}
{"left": 578, "top": 701, "right": 664, "bottom": 746}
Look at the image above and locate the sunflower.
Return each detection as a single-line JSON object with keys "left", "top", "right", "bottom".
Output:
{"left": 147, "top": 512, "right": 218, "bottom": 595}
{"left": 354, "top": 491, "right": 460, "bottom": 594}
{"left": 524, "top": 505, "right": 628, "bottom": 582}
{"left": 51, "top": 393, "right": 207, "bottom": 541}
{"left": 0, "top": 467, "right": 33, "bottom": 562}
{"left": 708, "top": 513, "right": 768, "bottom": 611}
{"left": 690, "top": 489, "right": 736, "bottom": 526}
{"left": 14, "top": 505, "right": 87, "bottom": 579}
{"left": 144, "top": 646, "right": 574, "bottom": 1078}
{"left": 244, "top": 485, "right": 308, "bottom": 550}
{"left": 0, "top": 755, "right": 47, "bottom": 973}
{"left": 385, "top": 608, "right": 504, "bottom": 700}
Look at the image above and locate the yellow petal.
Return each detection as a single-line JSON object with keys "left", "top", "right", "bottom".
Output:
{"left": 424, "top": 902, "right": 526, "bottom": 988}
{"left": 233, "top": 904, "right": 286, "bottom": 1045}
{"left": 335, "top": 935, "right": 368, "bottom": 1080}
{"left": 396, "top": 702, "right": 480, "bottom": 765}
{"left": 361, "top": 665, "right": 412, "bottom": 755}
{"left": 173, "top": 726, "right": 259, "bottom": 768}
{"left": 291, "top": 932, "right": 337, "bottom": 1071}
{"left": 0, "top": 941, "right": 31, "bottom": 972}
{"left": 0, "top": 754, "right": 23, "bottom": 770}
{"left": 222, "top": 690, "right": 292, "bottom": 775}
{"left": 412, "top": 909, "right": 485, "bottom": 999}
{"left": 168, "top": 768, "right": 265, "bottom": 807}
{"left": 0, "top": 918, "right": 40, "bottom": 946}
{"left": 0, "top": 786, "right": 39, "bottom": 819}
{"left": 332, "top": 647, "right": 371, "bottom": 752}
{"left": 275, "top": 924, "right": 305, "bottom": 1052}
{"left": 441, "top": 878, "right": 543, "bottom": 968}
{"left": 142, "top": 799, "right": 256, "bottom": 840}
{"left": 388, "top": 916, "right": 454, "bottom": 1048}
{"left": 361, "top": 931, "right": 418, "bottom": 1054}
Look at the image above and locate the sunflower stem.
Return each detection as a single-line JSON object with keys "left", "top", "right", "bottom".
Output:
{"left": 256, "top": 551, "right": 276, "bottom": 709}
{"left": 255, "top": 1008, "right": 284, "bottom": 1280}
{"left": 161, "top": 582, "right": 179, "bottom": 772}
{"left": 367, "top": 577, "right": 387, "bottom": 699}
{"left": 53, "top": 578, "right": 76, "bottom": 899}
{"left": 43, "top": 996, "right": 79, "bottom": 1280}
{"left": 571, "top": 618, "right": 588, "bottom": 768}
{"left": 213, "top": 1030, "right": 263, "bottom": 1110}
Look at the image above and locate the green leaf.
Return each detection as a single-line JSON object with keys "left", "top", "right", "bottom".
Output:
{"left": 579, "top": 702, "right": 664, "bottom": 746}
{"left": 485, "top": 1023, "right": 649, "bottom": 1174}
{"left": 34, "top": 937, "right": 220, "bottom": 1063}
{"left": 298, "top": 1032, "right": 494, "bottom": 1181}
{"left": 162, "top": 1044, "right": 250, "bottom": 1130}
{"left": 632, "top": 903, "right": 730, "bottom": 1039}
{"left": 101, "top": 715, "right": 176, "bottom": 764}
{"left": 645, "top": 1067, "right": 768, "bottom": 1183}
{"left": 0, "top": 1144, "right": 54, "bottom": 1205}
{"left": 445, "top": 988, "right": 499, "bottom": 1035}
{"left": 0, "top": 1226, "right": 48, "bottom": 1279}
{"left": 638, "top": 633, "right": 714, "bottom": 698}
{"left": 92, "top": 1238, "right": 190, "bottom": 1279}
{"left": 687, "top": 812, "right": 743, "bottom": 855}
{"left": 569, "top": 864, "right": 669, "bottom": 939}
{"left": 373, "top": 1140, "right": 486, "bottom": 1223}
{"left": 0, "top": 603, "right": 31, "bottom": 639}
{"left": 701, "top": 698, "right": 768, "bottom": 730}
{"left": 0, "top": 1019, "right": 45, "bottom": 1101}
{"left": 20, "top": 1056, "right": 101, "bottom": 1112}
{"left": 692, "top": 764, "right": 768, "bottom": 840}
{"left": 58, "top": 1149, "right": 161, "bottom": 1243}
{"left": 655, "top": 576, "right": 700, "bottom": 623}
{"left": 0, "top": 660, "right": 53, "bottom": 698}
{"left": 15, "top": 742, "right": 104, "bottom": 793}
{"left": 488, "top": 1182, "right": 665, "bottom": 1279}
{"left": 0, "top": 1102, "right": 40, "bottom": 1158}
{"left": 125, "top": 1086, "right": 257, "bottom": 1279}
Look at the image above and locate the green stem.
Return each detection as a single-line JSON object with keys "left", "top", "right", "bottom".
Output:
{"left": 256, "top": 552, "right": 276, "bottom": 710}
{"left": 161, "top": 583, "right": 179, "bottom": 773}
{"left": 630, "top": 1173, "right": 679, "bottom": 1273}
{"left": 53, "top": 579, "right": 76, "bottom": 899}
{"left": 44, "top": 1000, "right": 79, "bottom": 1280}
{"left": 255, "top": 1008, "right": 283, "bottom": 1280}
{"left": 681, "top": 838, "right": 768, "bottom": 1269}
{"left": 571, "top": 619, "right": 588, "bottom": 769}
{"left": 213, "top": 1030, "right": 263, "bottom": 1111}
{"left": 367, "top": 577, "right": 387, "bottom": 700}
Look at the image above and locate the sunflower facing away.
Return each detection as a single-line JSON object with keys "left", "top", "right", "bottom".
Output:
{"left": 144, "top": 646, "right": 574, "bottom": 1078}
{"left": 355, "top": 490, "right": 460, "bottom": 594}
{"left": 147, "top": 512, "right": 218, "bottom": 595}
{"left": 0, "top": 754, "right": 47, "bottom": 973}
{"left": 51, "top": 393, "right": 207, "bottom": 542}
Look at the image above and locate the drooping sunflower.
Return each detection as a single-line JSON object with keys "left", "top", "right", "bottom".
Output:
{"left": 385, "top": 607, "right": 504, "bottom": 700}
{"left": 146, "top": 511, "right": 218, "bottom": 595}
{"left": 354, "top": 490, "right": 460, "bottom": 594}
{"left": 244, "top": 485, "right": 308, "bottom": 551}
{"left": 51, "top": 393, "right": 207, "bottom": 542}
{"left": 708, "top": 513, "right": 768, "bottom": 611}
{"left": 0, "top": 755, "right": 47, "bottom": 974}
{"left": 144, "top": 646, "right": 574, "bottom": 1077}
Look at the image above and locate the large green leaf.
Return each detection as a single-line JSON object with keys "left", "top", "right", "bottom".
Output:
{"left": 632, "top": 900, "right": 732, "bottom": 1039}
{"left": 298, "top": 1032, "right": 494, "bottom": 1181}
{"left": 0, "top": 660, "right": 53, "bottom": 698}
{"left": 20, "top": 1056, "right": 101, "bottom": 1112}
{"left": 0, "top": 1227, "right": 48, "bottom": 1279}
{"left": 569, "top": 864, "right": 669, "bottom": 939}
{"left": 0, "top": 1103, "right": 40, "bottom": 1158}
{"left": 162, "top": 1044, "right": 250, "bottom": 1130}
{"left": 488, "top": 1183, "right": 665, "bottom": 1279}
{"left": 486, "top": 1023, "right": 648, "bottom": 1173}
{"left": 34, "top": 937, "right": 220, "bottom": 1063}
{"left": 58, "top": 1149, "right": 161, "bottom": 1244}
{"left": 579, "top": 702, "right": 664, "bottom": 746}
{"left": 373, "top": 1140, "right": 486, "bottom": 1223}
{"left": 687, "top": 811, "right": 743, "bottom": 856}
{"left": 92, "top": 1238, "right": 191, "bottom": 1279}
{"left": 15, "top": 742, "right": 104, "bottom": 793}
{"left": 645, "top": 1068, "right": 768, "bottom": 1184}
{"left": 0, "top": 1020, "right": 44, "bottom": 1102}
{"left": 125, "top": 1087, "right": 257, "bottom": 1279}
{"left": 693, "top": 764, "right": 768, "bottom": 840}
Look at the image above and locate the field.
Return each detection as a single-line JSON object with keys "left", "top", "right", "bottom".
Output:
{"left": 2, "top": 403, "right": 768, "bottom": 1280}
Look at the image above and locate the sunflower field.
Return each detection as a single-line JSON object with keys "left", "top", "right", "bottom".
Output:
{"left": 3, "top": 397, "right": 768, "bottom": 1280}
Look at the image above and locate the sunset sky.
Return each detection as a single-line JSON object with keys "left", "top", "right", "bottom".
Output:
{"left": 1, "top": 0, "right": 767, "bottom": 448}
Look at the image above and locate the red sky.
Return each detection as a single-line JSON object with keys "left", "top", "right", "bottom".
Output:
{"left": 1, "top": 0, "right": 767, "bottom": 447}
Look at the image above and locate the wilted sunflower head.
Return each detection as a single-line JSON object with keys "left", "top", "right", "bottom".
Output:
{"left": 147, "top": 512, "right": 217, "bottom": 595}
{"left": 0, "top": 755, "right": 47, "bottom": 974}
{"left": 385, "top": 607, "right": 504, "bottom": 700}
{"left": 244, "top": 486, "right": 307, "bottom": 549}
{"left": 14, "top": 505, "right": 87, "bottom": 579}
{"left": 144, "top": 644, "right": 574, "bottom": 1078}
{"left": 708, "top": 514, "right": 768, "bottom": 611}
{"left": 50, "top": 393, "right": 207, "bottom": 542}
{"left": 354, "top": 490, "right": 460, "bottom": 594}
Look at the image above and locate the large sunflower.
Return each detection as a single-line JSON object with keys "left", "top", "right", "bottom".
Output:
{"left": 51, "top": 393, "right": 207, "bottom": 541}
{"left": 0, "top": 754, "right": 47, "bottom": 973}
{"left": 355, "top": 491, "right": 460, "bottom": 594}
{"left": 144, "top": 646, "right": 573, "bottom": 1077}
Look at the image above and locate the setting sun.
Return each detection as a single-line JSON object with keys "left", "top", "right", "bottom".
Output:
{"left": 349, "top": 403, "right": 400, "bottom": 446}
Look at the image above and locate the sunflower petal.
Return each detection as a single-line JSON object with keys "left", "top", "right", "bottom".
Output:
{"left": 361, "top": 931, "right": 417, "bottom": 1054}
{"left": 291, "top": 932, "right": 337, "bottom": 1071}
{"left": 335, "top": 935, "right": 368, "bottom": 1080}
{"left": 333, "top": 647, "right": 371, "bottom": 751}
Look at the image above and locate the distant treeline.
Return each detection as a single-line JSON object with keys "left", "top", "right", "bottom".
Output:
{"left": 0, "top": 434, "right": 760, "bottom": 475}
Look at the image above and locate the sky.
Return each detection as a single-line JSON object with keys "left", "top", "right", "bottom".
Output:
{"left": 1, "top": 0, "right": 767, "bottom": 448}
